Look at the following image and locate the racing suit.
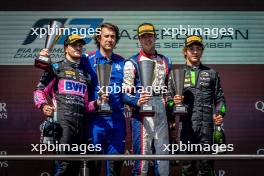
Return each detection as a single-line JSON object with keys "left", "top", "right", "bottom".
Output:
{"left": 81, "top": 50, "right": 126, "bottom": 176}
{"left": 34, "top": 59, "right": 96, "bottom": 176}
{"left": 167, "top": 64, "right": 227, "bottom": 176}
{"left": 122, "top": 50, "right": 172, "bottom": 176}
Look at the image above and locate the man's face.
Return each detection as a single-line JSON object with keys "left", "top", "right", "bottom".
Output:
{"left": 65, "top": 41, "right": 84, "bottom": 60}
{"left": 184, "top": 44, "right": 203, "bottom": 65}
{"left": 139, "top": 33, "right": 156, "bottom": 53}
{"left": 98, "top": 27, "right": 116, "bottom": 51}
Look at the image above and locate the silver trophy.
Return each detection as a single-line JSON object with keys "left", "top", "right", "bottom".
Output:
{"left": 172, "top": 69, "right": 188, "bottom": 114}
{"left": 34, "top": 20, "right": 64, "bottom": 70}
{"left": 96, "top": 63, "right": 112, "bottom": 114}
{"left": 138, "top": 60, "right": 155, "bottom": 115}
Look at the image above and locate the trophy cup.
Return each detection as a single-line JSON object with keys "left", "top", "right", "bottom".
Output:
{"left": 34, "top": 20, "right": 64, "bottom": 71}
{"left": 172, "top": 69, "right": 188, "bottom": 114}
{"left": 138, "top": 60, "right": 155, "bottom": 115}
{"left": 96, "top": 63, "right": 112, "bottom": 114}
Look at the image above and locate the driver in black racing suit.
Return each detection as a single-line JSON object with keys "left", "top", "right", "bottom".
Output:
{"left": 33, "top": 34, "right": 105, "bottom": 176}
{"left": 167, "top": 35, "right": 227, "bottom": 176}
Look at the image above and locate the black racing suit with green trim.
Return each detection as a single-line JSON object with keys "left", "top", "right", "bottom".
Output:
{"left": 167, "top": 63, "right": 226, "bottom": 176}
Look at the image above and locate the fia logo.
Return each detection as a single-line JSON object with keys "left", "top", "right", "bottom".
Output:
{"left": 23, "top": 18, "right": 104, "bottom": 45}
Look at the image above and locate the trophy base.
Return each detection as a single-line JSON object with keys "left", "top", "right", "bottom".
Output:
{"left": 97, "top": 104, "right": 112, "bottom": 114}
{"left": 173, "top": 105, "right": 187, "bottom": 115}
{"left": 35, "top": 56, "right": 51, "bottom": 71}
{"left": 140, "top": 105, "right": 155, "bottom": 116}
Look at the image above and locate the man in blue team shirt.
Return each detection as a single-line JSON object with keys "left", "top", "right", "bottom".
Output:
{"left": 81, "top": 22, "right": 125, "bottom": 176}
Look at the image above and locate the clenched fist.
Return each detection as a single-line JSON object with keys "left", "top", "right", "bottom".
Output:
{"left": 137, "top": 91, "right": 151, "bottom": 106}
{"left": 42, "top": 104, "right": 55, "bottom": 117}
{"left": 39, "top": 48, "right": 50, "bottom": 57}
{"left": 173, "top": 95, "right": 184, "bottom": 105}
{"left": 213, "top": 114, "right": 223, "bottom": 125}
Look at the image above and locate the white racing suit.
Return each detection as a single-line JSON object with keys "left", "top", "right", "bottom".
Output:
{"left": 122, "top": 50, "right": 172, "bottom": 176}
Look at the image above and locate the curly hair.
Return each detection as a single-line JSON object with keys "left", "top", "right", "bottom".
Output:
{"left": 93, "top": 23, "right": 120, "bottom": 49}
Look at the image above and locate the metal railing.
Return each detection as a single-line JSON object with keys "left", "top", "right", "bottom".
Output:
{"left": 1, "top": 155, "right": 263, "bottom": 176}
{"left": 0, "top": 154, "right": 264, "bottom": 161}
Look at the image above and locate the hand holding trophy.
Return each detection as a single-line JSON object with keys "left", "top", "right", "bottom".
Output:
{"left": 138, "top": 60, "right": 155, "bottom": 115}
{"left": 96, "top": 63, "right": 112, "bottom": 114}
{"left": 172, "top": 69, "right": 187, "bottom": 114}
{"left": 34, "top": 20, "right": 64, "bottom": 70}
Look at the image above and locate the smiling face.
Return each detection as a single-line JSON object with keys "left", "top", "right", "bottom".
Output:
{"left": 138, "top": 33, "right": 156, "bottom": 54}
{"left": 184, "top": 43, "right": 204, "bottom": 66}
{"left": 98, "top": 27, "right": 117, "bottom": 52}
{"left": 65, "top": 41, "right": 84, "bottom": 61}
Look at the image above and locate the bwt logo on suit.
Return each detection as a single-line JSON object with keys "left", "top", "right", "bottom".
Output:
{"left": 0, "top": 102, "right": 7, "bottom": 119}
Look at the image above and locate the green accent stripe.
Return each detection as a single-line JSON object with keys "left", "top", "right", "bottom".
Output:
{"left": 168, "top": 100, "right": 174, "bottom": 109}
{"left": 191, "top": 70, "right": 196, "bottom": 86}
{"left": 220, "top": 104, "right": 226, "bottom": 113}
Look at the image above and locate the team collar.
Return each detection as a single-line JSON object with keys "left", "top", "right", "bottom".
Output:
{"left": 95, "top": 49, "right": 118, "bottom": 60}
{"left": 64, "top": 58, "right": 80, "bottom": 68}
{"left": 140, "top": 50, "right": 158, "bottom": 59}
{"left": 185, "top": 62, "right": 202, "bottom": 70}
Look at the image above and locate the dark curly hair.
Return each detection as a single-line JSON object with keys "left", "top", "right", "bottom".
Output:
{"left": 93, "top": 23, "right": 120, "bottom": 49}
